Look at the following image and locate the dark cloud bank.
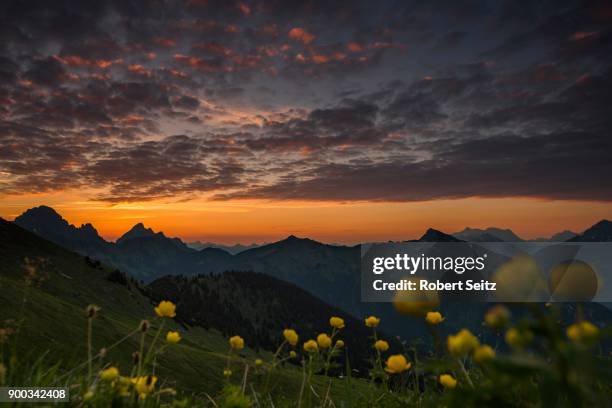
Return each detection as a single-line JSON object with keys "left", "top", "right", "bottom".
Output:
{"left": 1, "top": 0, "right": 611, "bottom": 203}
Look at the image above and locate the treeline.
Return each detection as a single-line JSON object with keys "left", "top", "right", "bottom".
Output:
{"left": 146, "top": 271, "right": 398, "bottom": 374}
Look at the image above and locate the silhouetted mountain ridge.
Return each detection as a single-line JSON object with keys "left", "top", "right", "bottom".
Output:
{"left": 453, "top": 227, "right": 523, "bottom": 242}
{"left": 11, "top": 206, "right": 612, "bottom": 332}
{"left": 420, "top": 228, "right": 462, "bottom": 242}
{"left": 187, "top": 241, "right": 262, "bottom": 254}
{"left": 569, "top": 220, "right": 612, "bottom": 242}
{"left": 14, "top": 206, "right": 108, "bottom": 251}
{"left": 116, "top": 222, "right": 156, "bottom": 243}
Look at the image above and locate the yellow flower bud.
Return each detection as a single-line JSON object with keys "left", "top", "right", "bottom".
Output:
{"left": 223, "top": 369, "right": 232, "bottom": 378}
{"left": 505, "top": 328, "right": 533, "bottom": 349}
{"left": 154, "top": 301, "right": 176, "bottom": 318}
{"left": 255, "top": 358, "right": 263, "bottom": 367}
{"left": 365, "top": 316, "right": 380, "bottom": 328}
{"left": 283, "top": 329, "right": 299, "bottom": 346}
{"left": 473, "top": 345, "right": 495, "bottom": 363}
{"left": 484, "top": 305, "right": 511, "bottom": 330}
{"left": 317, "top": 333, "right": 332, "bottom": 349}
{"left": 303, "top": 339, "right": 318, "bottom": 353}
{"left": 392, "top": 280, "right": 439, "bottom": 317}
{"left": 439, "top": 374, "right": 457, "bottom": 389}
{"left": 329, "top": 316, "right": 345, "bottom": 329}
{"left": 289, "top": 351, "right": 297, "bottom": 358}
{"left": 100, "top": 366, "right": 119, "bottom": 381}
{"left": 447, "top": 329, "right": 479, "bottom": 357}
{"left": 132, "top": 375, "right": 157, "bottom": 398}
{"left": 374, "top": 340, "right": 389, "bottom": 352}
{"left": 229, "top": 335, "right": 245, "bottom": 350}
{"left": 83, "top": 390, "right": 94, "bottom": 401}
{"left": 166, "top": 331, "right": 181, "bottom": 344}
{"left": 335, "top": 340, "right": 344, "bottom": 348}
{"left": 425, "top": 311, "right": 444, "bottom": 325}
{"left": 384, "top": 354, "right": 411, "bottom": 374}
{"left": 566, "top": 321, "right": 599, "bottom": 344}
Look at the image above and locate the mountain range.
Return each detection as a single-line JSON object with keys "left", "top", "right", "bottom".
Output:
{"left": 452, "top": 227, "right": 580, "bottom": 242}
{"left": 9, "top": 205, "right": 612, "bottom": 343}
{"left": 186, "top": 241, "right": 262, "bottom": 254}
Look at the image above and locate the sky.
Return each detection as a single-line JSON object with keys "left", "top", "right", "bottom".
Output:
{"left": 1, "top": 0, "right": 611, "bottom": 244}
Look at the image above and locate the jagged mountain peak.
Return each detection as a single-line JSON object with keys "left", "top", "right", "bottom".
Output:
{"left": 116, "top": 223, "right": 157, "bottom": 244}
{"left": 419, "top": 228, "right": 461, "bottom": 242}
{"left": 569, "top": 219, "right": 612, "bottom": 242}
{"left": 15, "top": 205, "right": 67, "bottom": 226}
{"left": 14, "top": 205, "right": 104, "bottom": 244}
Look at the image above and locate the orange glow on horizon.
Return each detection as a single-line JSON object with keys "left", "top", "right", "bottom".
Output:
{"left": 1, "top": 191, "right": 611, "bottom": 245}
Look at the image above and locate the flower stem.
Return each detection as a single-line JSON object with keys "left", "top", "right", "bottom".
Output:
{"left": 457, "top": 358, "right": 474, "bottom": 388}
{"left": 86, "top": 317, "right": 92, "bottom": 382}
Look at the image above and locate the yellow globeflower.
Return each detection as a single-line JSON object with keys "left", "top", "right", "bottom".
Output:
{"left": 566, "top": 321, "right": 599, "bottom": 344}
{"left": 303, "top": 339, "right": 318, "bottom": 353}
{"left": 289, "top": 351, "right": 297, "bottom": 358}
{"left": 374, "top": 340, "right": 389, "bottom": 352}
{"left": 493, "top": 255, "right": 547, "bottom": 301}
{"left": 317, "top": 333, "right": 332, "bottom": 349}
{"left": 335, "top": 340, "right": 345, "bottom": 348}
{"left": 484, "top": 305, "right": 511, "bottom": 329}
{"left": 439, "top": 374, "right": 457, "bottom": 389}
{"left": 330, "top": 317, "right": 345, "bottom": 329}
{"left": 154, "top": 301, "right": 176, "bottom": 318}
{"left": 166, "top": 331, "right": 181, "bottom": 344}
{"left": 283, "top": 329, "right": 299, "bottom": 346}
{"left": 365, "top": 316, "right": 380, "bottom": 328}
{"left": 100, "top": 366, "right": 119, "bottom": 381}
{"left": 505, "top": 328, "right": 533, "bottom": 349}
{"left": 117, "top": 376, "right": 131, "bottom": 396}
{"left": 549, "top": 260, "right": 598, "bottom": 302}
{"left": 132, "top": 375, "right": 157, "bottom": 398}
{"left": 425, "top": 311, "right": 444, "bottom": 325}
{"left": 83, "top": 390, "right": 94, "bottom": 401}
{"left": 255, "top": 359, "right": 263, "bottom": 367}
{"left": 384, "top": 354, "right": 411, "bottom": 374}
{"left": 447, "top": 329, "right": 479, "bottom": 357}
{"left": 473, "top": 345, "right": 496, "bottom": 363}
{"left": 229, "top": 335, "right": 245, "bottom": 350}
{"left": 392, "top": 279, "right": 439, "bottom": 317}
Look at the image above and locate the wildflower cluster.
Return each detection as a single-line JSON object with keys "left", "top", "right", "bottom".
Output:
{"left": 3, "top": 278, "right": 609, "bottom": 408}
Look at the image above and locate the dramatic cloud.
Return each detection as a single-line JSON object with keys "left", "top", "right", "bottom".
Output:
{"left": 0, "top": 0, "right": 611, "bottom": 203}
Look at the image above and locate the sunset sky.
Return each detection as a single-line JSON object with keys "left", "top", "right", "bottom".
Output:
{"left": 1, "top": 0, "right": 611, "bottom": 244}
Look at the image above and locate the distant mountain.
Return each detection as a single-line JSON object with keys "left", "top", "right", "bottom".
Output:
{"left": 232, "top": 235, "right": 363, "bottom": 315}
{"left": 116, "top": 222, "right": 156, "bottom": 243}
{"left": 419, "top": 228, "right": 462, "bottom": 242}
{"left": 569, "top": 220, "right": 612, "bottom": 242}
{"left": 453, "top": 227, "right": 523, "bottom": 242}
{"left": 186, "top": 241, "right": 262, "bottom": 254}
{"left": 545, "top": 230, "right": 578, "bottom": 242}
{"left": 148, "top": 272, "right": 393, "bottom": 373}
{"left": 14, "top": 206, "right": 109, "bottom": 254}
